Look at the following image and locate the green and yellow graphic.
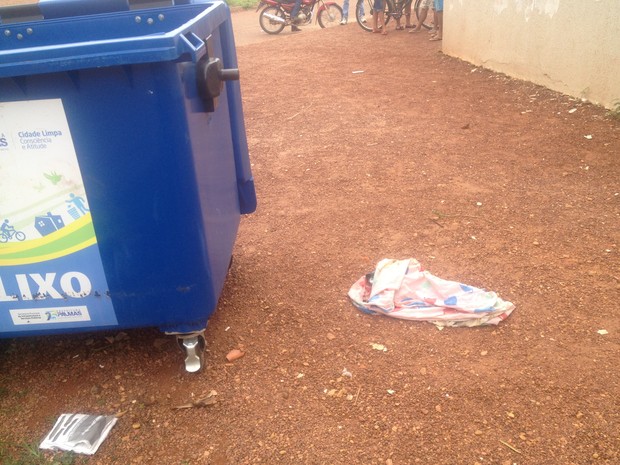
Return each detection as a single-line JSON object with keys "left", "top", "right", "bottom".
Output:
{"left": 0, "top": 214, "right": 97, "bottom": 266}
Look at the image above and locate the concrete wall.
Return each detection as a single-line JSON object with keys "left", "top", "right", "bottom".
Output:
{"left": 443, "top": 0, "right": 620, "bottom": 110}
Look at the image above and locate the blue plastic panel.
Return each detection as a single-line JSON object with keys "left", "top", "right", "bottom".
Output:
{"left": 0, "top": 2, "right": 229, "bottom": 77}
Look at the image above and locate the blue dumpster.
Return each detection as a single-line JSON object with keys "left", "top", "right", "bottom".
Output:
{"left": 0, "top": 0, "right": 256, "bottom": 371}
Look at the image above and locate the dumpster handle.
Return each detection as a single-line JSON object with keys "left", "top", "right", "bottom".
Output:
{"left": 196, "top": 55, "right": 239, "bottom": 112}
{"left": 179, "top": 32, "right": 206, "bottom": 62}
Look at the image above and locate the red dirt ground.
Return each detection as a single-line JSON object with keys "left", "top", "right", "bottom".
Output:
{"left": 1, "top": 6, "right": 619, "bottom": 465}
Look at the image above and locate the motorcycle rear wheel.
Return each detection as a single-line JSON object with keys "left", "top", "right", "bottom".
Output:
{"left": 318, "top": 4, "right": 343, "bottom": 28}
{"left": 259, "top": 6, "right": 286, "bottom": 35}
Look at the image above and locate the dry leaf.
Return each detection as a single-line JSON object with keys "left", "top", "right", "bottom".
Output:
{"left": 173, "top": 396, "right": 217, "bottom": 409}
{"left": 226, "top": 349, "right": 245, "bottom": 362}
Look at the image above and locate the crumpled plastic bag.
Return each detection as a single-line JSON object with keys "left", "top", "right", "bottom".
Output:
{"left": 348, "top": 258, "right": 515, "bottom": 328}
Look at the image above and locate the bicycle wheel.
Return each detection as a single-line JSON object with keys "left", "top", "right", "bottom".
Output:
{"left": 15, "top": 231, "right": 25, "bottom": 241}
{"left": 259, "top": 6, "right": 286, "bottom": 35}
{"left": 356, "top": 0, "right": 392, "bottom": 32}
{"left": 0, "top": 234, "right": 6, "bottom": 243}
{"left": 413, "top": 0, "right": 432, "bottom": 29}
{"left": 318, "top": 4, "right": 343, "bottom": 28}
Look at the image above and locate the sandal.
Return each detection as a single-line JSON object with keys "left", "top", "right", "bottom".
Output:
{"left": 429, "top": 35, "right": 442, "bottom": 41}
{"left": 395, "top": 26, "right": 404, "bottom": 30}
{"left": 405, "top": 25, "right": 414, "bottom": 28}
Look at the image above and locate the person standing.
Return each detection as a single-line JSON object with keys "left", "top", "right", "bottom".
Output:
{"left": 429, "top": 0, "right": 442, "bottom": 40}
{"left": 372, "top": 0, "right": 387, "bottom": 34}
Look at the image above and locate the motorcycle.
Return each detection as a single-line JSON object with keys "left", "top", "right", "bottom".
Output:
{"left": 256, "top": 0, "right": 343, "bottom": 35}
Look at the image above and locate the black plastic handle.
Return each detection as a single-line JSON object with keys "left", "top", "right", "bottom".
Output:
{"left": 219, "top": 68, "right": 240, "bottom": 82}
{"left": 196, "top": 56, "right": 239, "bottom": 112}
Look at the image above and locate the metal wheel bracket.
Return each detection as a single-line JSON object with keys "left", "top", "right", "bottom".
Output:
{"left": 175, "top": 331, "right": 206, "bottom": 373}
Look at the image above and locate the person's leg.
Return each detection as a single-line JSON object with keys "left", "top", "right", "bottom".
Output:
{"left": 435, "top": 10, "right": 442, "bottom": 36}
{"left": 291, "top": 0, "right": 302, "bottom": 20}
{"left": 380, "top": 13, "right": 387, "bottom": 34}
{"left": 429, "top": 6, "right": 436, "bottom": 34}
{"left": 358, "top": 2, "right": 367, "bottom": 22}
{"left": 379, "top": 0, "right": 387, "bottom": 34}
{"left": 372, "top": 0, "right": 382, "bottom": 32}
{"left": 410, "top": 5, "right": 427, "bottom": 32}
{"left": 291, "top": 0, "right": 302, "bottom": 31}
{"left": 341, "top": 0, "right": 349, "bottom": 23}
{"left": 405, "top": 1, "right": 412, "bottom": 27}
{"left": 430, "top": 0, "right": 442, "bottom": 39}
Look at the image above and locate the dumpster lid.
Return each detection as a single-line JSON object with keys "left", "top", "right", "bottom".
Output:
{"left": 0, "top": 0, "right": 229, "bottom": 78}
{"left": 1, "top": 0, "right": 188, "bottom": 23}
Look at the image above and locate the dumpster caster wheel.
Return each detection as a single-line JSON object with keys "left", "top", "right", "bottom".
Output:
{"left": 177, "top": 333, "right": 206, "bottom": 373}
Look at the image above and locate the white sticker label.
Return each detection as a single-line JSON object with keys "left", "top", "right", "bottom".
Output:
{"left": 0, "top": 99, "right": 90, "bottom": 241}
{"left": 10, "top": 306, "right": 91, "bottom": 325}
{"left": 1, "top": 98, "right": 118, "bottom": 332}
